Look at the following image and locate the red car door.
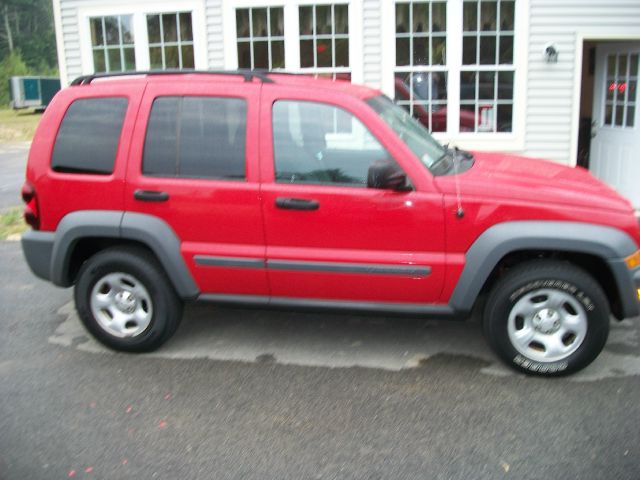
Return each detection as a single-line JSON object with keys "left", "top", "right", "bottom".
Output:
{"left": 125, "top": 78, "right": 268, "bottom": 296}
{"left": 259, "top": 85, "right": 446, "bottom": 305}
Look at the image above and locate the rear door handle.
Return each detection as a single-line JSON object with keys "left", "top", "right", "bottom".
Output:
{"left": 134, "top": 189, "right": 169, "bottom": 202}
{"left": 275, "top": 197, "right": 319, "bottom": 211}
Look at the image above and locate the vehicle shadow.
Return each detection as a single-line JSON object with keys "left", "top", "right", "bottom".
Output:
{"left": 51, "top": 300, "right": 640, "bottom": 381}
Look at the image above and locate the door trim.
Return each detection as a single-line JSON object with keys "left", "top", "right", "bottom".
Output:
{"left": 267, "top": 259, "right": 431, "bottom": 276}
{"left": 193, "top": 255, "right": 431, "bottom": 277}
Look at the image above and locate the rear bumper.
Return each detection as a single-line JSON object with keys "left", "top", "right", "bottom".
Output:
{"left": 21, "top": 230, "right": 54, "bottom": 281}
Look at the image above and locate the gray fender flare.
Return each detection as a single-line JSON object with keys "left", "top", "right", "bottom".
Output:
{"left": 448, "top": 221, "right": 639, "bottom": 318}
{"left": 50, "top": 211, "right": 199, "bottom": 299}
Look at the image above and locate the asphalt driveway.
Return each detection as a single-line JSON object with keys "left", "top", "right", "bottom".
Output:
{"left": 1, "top": 239, "right": 639, "bottom": 479}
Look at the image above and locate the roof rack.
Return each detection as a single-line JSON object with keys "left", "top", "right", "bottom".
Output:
{"left": 70, "top": 69, "right": 275, "bottom": 86}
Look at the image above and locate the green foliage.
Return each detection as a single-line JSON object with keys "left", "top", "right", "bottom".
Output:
{"left": 0, "top": 0, "right": 57, "bottom": 70}
{"left": 0, "top": 0, "right": 58, "bottom": 106}
{"left": 0, "top": 51, "right": 30, "bottom": 105}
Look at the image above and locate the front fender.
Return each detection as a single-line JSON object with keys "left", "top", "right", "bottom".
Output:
{"left": 449, "top": 221, "right": 640, "bottom": 318}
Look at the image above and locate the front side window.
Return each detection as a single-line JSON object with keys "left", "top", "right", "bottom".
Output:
{"left": 367, "top": 95, "right": 445, "bottom": 171}
{"left": 272, "top": 100, "right": 392, "bottom": 186}
{"left": 394, "top": 1, "right": 448, "bottom": 132}
{"left": 143, "top": 96, "right": 247, "bottom": 180}
{"left": 147, "top": 12, "right": 194, "bottom": 69}
{"left": 90, "top": 16, "right": 135, "bottom": 73}
{"left": 236, "top": 7, "right": 285, "bottom": 70}
{"left": 299, "top": 4, "right": 350, "bottom": 80}
{"left": 460, "top": 0, "right": 514, "bottom": 132}
{"left": 52, "top": 98, "right": 128, "bottom": 174}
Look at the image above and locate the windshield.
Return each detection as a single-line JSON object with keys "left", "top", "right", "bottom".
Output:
{"left": 366, "top": 95, "right": 445, "bottom": 171}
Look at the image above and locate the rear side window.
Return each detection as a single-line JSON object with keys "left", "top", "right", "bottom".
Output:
{"left": 143, "top": 96, "right": 247, "bottom": 180}
{"left": 52, "top": 97, "right": 128, "bottom": 174}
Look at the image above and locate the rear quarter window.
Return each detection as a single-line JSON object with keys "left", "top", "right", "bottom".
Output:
{"left": 51, "top": 97, "right": 128, "bottom": 174}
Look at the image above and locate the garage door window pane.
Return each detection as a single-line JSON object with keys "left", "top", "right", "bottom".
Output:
{"left": 90, "top": 15, "right": 135, "bottom": 73}
{"left": 236, "top": 7, "right": 285, "bottom": 70}
{"left": 146, "top": 12, "right": 194, "bottom": 70}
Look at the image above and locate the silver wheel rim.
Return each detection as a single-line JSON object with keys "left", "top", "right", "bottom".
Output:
{"left": 507, "top": 288, "right": 588, "bottom": 363}
{"left": 90, "top": 272, "right": 153, "bottom": 338}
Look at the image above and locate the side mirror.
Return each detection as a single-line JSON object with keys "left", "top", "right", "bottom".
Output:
{"left": 367, "top": 160, "right": 411, "bottom": 191}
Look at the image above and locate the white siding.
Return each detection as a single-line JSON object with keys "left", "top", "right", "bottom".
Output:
{"left": 205, "top": 0, "right": 224, "bottom": 69}
{"left": 59, "top": 0, "right": 83, "bottom": 84}
{"left": 524, "top": 0, "right": 640, "bottom": 164}
{"left": 362, "top": 0, "right": 382, "bottom": 89}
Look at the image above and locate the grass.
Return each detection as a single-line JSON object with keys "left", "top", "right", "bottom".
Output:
{"left": 0, "top": 206, "right": 28, "bottom": 240}
{"left": 0, "top": 108, "right": 42, "bottom": 143}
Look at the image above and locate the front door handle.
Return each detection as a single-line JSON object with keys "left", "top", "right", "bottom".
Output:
{"left": 275, "top": 197, "right": 319, "bottom": 211}
{"left": 134, "top": 190, "right": 169, "bottom": 202}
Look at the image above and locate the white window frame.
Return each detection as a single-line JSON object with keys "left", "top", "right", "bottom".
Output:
{"left": 602, "top": 52, "right": 638, "bottom": 129}
{"left": 147, "top": 12, "right": 196, "bottom": 70}
{"left": 381, "top": 0, "right": 528, "bottom": 151}
{"left": 89, "top": 15, "right": 136, "bottom": 73}
{"left": 78, "top": 0, "right": 207, "bottom": 75}
{"left": 235, "top": 6, "right": 286, "bottom": 70}
{"left": 223, "top": 0, "right": 363, "bottom": 84}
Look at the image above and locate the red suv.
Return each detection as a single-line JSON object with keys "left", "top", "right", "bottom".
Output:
{"left": 21, "top": 71, "right": 640, "bottom": 376}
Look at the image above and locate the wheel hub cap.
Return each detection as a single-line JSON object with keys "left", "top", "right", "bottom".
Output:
{"left": 89, "top": 272, "right": 153, "bottom": 338}
{"left": 114, "top": 290, "right": 137, "bottom": 313}
{"left": 532, "top": 308, "right": 561, "bottom": 334}
{"left": 507, "top": 288, "right": 588, "bottom": 363}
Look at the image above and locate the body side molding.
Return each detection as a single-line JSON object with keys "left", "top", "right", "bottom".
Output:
{"left": 449, "top": 221, "right": 640, "bottom": 318}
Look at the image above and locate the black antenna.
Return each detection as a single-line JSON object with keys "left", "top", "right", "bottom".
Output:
{"left": 452, "top": 146, "right": 464, "bottom": 219}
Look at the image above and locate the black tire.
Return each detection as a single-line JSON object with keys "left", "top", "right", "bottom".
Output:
{"left": 74, "top": 246, "right": 183, "bottom": 352}
{"left": 483, "top": 260, "right": 609, "bottom": 376}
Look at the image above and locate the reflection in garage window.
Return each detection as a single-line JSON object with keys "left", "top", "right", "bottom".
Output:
{"left": 147, "top": 12, "right": 194, "bottom": 69}
{"left": 299, "top": 4, "right": 351, "bottom": 81}
{"left": 236, "top": 7, "right": 285, "bottom": 70}
{"left": 460, "top": 0, "right": 514, "bottom": 132}
{"left": 394, "top": 1, "right": 448, "bottom": 132}
{"left": 90, "top": 15, "right": 135, "bottom": 73}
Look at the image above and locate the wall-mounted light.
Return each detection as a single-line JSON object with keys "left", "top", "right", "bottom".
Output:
{"left": 544, "top": 43, "right": 559, "bottom": 63}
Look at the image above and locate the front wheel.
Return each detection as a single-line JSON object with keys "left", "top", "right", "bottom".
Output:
{"left": 74, "top": 246, "right": 183, "bottom": 352}
{"left": 483, "top": 260, "right": 610, "bottom": 376}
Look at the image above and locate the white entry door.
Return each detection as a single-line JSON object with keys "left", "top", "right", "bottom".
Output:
{"left": 590, "top": 42, "right": 640, "bottom": 208}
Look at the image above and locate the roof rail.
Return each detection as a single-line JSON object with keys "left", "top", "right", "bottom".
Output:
{"left": 70, "top": 69, "right": 275, "bottom": 86}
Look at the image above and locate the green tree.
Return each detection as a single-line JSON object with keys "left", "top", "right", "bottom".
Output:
{"left": 0, "top": 0, "right": 57, "bottom": 106}
{"left": 0, "top": 50, "right": 29, "bottom": 104}
{"left": 0, "top": 0, "right": 57, "bottom": 71}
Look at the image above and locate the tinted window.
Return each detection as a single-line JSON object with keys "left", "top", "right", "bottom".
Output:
{"left": 52, "top": 97, "right": 128, "bottom": 174}
{"left": 272, "top": 100, "right": 392, "bottom": 186}
{"left": 143, "top": 96, "right": 247, "bottom": 180}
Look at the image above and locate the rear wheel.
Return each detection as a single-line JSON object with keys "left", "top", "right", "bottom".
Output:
{"left": 74, "top": 246, "right": 183, "bottom": 352}
{"left": 483, "top": 260, "right": 610, "bottom": 376}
